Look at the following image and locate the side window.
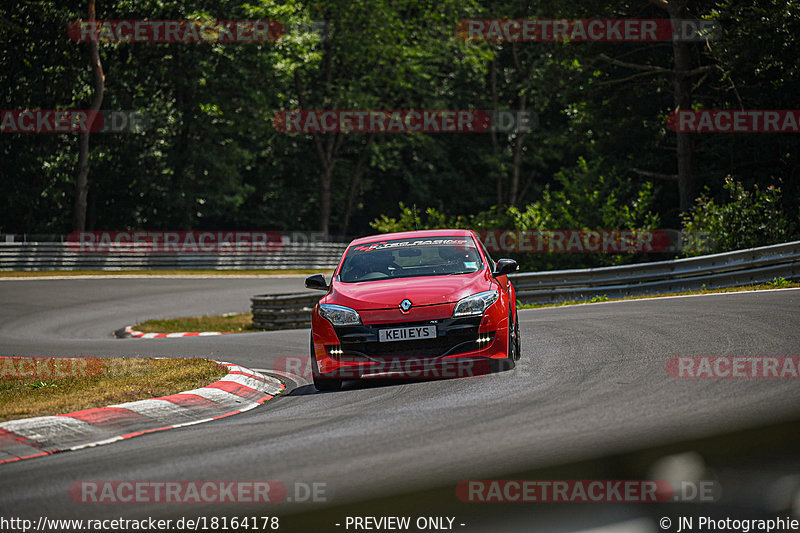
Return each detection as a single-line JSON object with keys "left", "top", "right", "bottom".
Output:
{"left": 477, "top": 238, "right": 495, "bottom": 271}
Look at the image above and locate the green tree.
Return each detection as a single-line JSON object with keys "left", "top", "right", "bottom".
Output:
{"left": 682, "top": 177, "right": 795, "bottom": 255}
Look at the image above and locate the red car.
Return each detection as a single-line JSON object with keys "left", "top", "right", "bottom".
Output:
{"left": 305, "top": 229, "right": 520, "bottom": 391}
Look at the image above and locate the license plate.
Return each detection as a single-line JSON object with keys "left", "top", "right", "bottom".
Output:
{"left": 378, "top": 325, "right": 437, "bottom": 343}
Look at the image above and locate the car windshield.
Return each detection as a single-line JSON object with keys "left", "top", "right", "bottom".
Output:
{"left": 338, "top": 237, "right": 483, "bottom": 283}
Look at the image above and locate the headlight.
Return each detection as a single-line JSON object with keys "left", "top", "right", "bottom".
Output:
{"left": 452, "top": 290, "right": 499, "bottom": 318}
{"left": 319, "top": 304, "right": 361, "bottom": 326}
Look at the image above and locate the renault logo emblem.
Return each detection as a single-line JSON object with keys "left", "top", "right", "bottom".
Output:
{"left": 400, "top": 299, "right": 412, "bottom": 312}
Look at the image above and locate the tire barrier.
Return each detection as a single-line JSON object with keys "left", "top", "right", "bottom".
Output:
{"left": 251, "top": 292, "right": 324, "bottom": 330}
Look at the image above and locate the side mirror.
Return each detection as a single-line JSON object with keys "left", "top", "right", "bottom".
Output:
{"left": 493, "top": 258, "right": 518, "bottom": 277}
{"left": 305, "top": 273, "right": 329, "bottom": 290}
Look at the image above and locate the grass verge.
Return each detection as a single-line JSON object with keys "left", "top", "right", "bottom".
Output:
{"left": 0, "top": 269, "right": 331, "bottom": 278}
{"left": 0, "top": 357, "right": 228, "bottom": 422}
{"left": 519, "top": 278, "right": 799, "bottom": 309}
{"left": 135, "top": 313, "right": 256, "bottom": 334}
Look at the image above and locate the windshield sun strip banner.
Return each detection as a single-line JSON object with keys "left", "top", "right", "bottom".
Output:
{"left": 350, "top": 238, "right": 475, "bottom": 253}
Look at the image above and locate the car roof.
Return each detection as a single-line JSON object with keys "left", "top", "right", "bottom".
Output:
{"left": 348, "top": 229, "right": 476, "bottom": 246}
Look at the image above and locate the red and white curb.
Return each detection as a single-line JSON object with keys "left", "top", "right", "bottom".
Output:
{"left": 0, "top": 362, "right": 284, "bottom": 465}
{"left": 115, "top": 325, "right": 227, "bottom": 339}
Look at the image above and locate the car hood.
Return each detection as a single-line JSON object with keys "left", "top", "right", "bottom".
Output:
{"left": 326, "top": 271, "right": 493, "bottom": 310}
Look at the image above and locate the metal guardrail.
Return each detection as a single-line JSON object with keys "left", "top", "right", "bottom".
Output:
{"left": 509, "top": 240, "right": 800, "bottom": 303}
{"left": 0, "top": 242, "right": 348, "bottom": 270}
{"left": 249, "top": 241, "right": 800, "bottom": 329}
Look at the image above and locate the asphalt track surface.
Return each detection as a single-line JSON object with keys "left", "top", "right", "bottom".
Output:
{"left": 0, "top": 278, "right": 799, "bottom": 531}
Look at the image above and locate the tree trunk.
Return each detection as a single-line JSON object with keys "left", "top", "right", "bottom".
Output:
{"left": 509, "top": 94, "right": 526, "bottom": 206}
{"left": 341, "top": 134, "right": 374, "bottom": 236}
{"left": 294, "top": 49, "right": 344, "bottom": 237}
{"left": 668, "top": 0, "right": 695, "bottom": 211}
{"left": 319, "top": 165, "right": 333, "bottom": 237}
{"left": 73, "top": 0, "right": 104, "bottom": 232}
{"left": 172, "top": 77, "right": 193, "bottom": 228}
{"left": 489, "top": 58, "right": 503, "bottom": 206}
{"left": 315, "top": 131, "right": 345, "bottom": 238}
{"left": 508, "top": 43, "right": 527, "bottom": 207}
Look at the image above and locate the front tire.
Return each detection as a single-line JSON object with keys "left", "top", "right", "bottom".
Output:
{"left": 313, "top": 375, "right": 342, "bottom": 391}
{"left": 512, "top": 310, "right": 521, "bottom": 361}
{"left": 507, "top": 307, "right": 521, "bottom": 361}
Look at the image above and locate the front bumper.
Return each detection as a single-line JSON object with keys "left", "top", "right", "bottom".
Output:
{"left": 311, "top": 308, "right": 509, "bottom": 380}
{"left": 332, "top": 317, "right": 490, "bottom": 359}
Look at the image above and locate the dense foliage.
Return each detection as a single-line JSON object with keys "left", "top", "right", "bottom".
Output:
{"left": 682, "top": 177, "right": 795, "bottom": 255}
{"left": 2, "top": 1, "right": 798, "bottom": 260}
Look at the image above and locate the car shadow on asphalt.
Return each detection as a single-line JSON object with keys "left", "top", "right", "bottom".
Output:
{"left": 287, "top": 380, "right": 410, "bottom": 396}
{"left": 288, "top": 361, "right": 515, "bottom": 395}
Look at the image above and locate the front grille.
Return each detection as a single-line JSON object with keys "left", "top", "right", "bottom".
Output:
{"left": 333, "top": 318, "right": 489, "bottom": 358}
